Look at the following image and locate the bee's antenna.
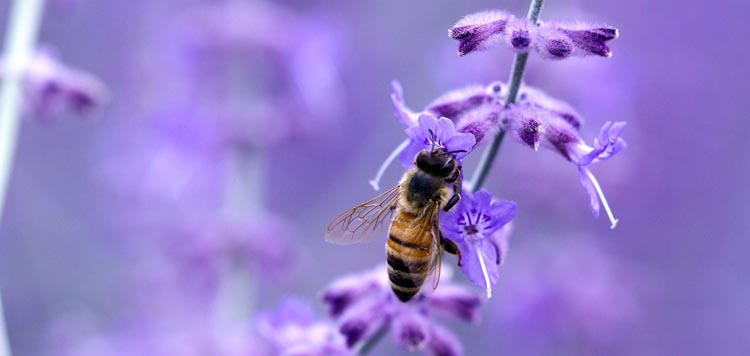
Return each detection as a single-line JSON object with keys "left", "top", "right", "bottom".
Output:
{"left": 428, "top": 129, "right": 436, "bottom": 152}
{"left": 443, "top": 149, "right": 467, "bottom": 156}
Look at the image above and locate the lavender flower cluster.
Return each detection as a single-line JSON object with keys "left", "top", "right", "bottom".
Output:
{"left": 255, "top": 265, "right": 482, "bottom": 356}
{"left": 16, "top": 1, "right": 629, "bottom": 356}
{"left": 449, "top": 10, "right": 618, "bottom": 59}
{"left": 312, "top": 4, "right": 627, "bottom": 354}
{"left": 0, "top": 48, "right": 106, "bottom": 121}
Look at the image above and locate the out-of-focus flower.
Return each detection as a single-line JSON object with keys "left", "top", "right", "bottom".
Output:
{"left": 256, "top": 297, "right": 351, "bottom": 356}
{"left": 400, "top": 114, "right": 476, "bottom": 167}
{"left": 166, "top": 212, "right": 295, "bottom": 291}
{"left": 0, "top": 48, "right": 107, "bottom": 121}
{"left": 440, "top": 190, "right": 516, "bottom": 298}
{"left": 169, "top": 0, "right": 345, "bottom": 147}
{"left": 449, "top": 10, "right": 618, "bottom": 59}
{"left": 492, "top": 242, "right": 643, "bottom": 351}
{"left": 50, "top": 311, "right": 265, "bottom": 356}
{"left": 321, "top": 265, "right": 482, "bottom": 354}
{"left": 426, "top": 325, "right": 463, "bottom": 356}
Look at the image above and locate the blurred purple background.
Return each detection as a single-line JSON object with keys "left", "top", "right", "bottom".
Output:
{"left": 0, "top": 0, "right": 748, "bottom": 355}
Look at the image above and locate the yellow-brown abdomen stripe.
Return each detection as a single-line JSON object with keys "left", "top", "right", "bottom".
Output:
{"left": 386, "top": 212, "right": 434, "bottom": 302}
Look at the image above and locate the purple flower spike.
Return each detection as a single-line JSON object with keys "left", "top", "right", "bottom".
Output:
{"left": 424, "top": 84, "right": 494, "bottom": 120}
{"left": 339, "top": 297, "right": 388, "bottom": 348}
{"left": 449, "top": 11, "right": 618, "bottom": 60}
{"left": 455, "top": 103, "right": 501, "bottom": 146}
{"left": 499, "top": 106, "right": 546, "bottom": 150}
{"left": 504, "top": 18, "right": 533, "bottom": 52}
{"left": 320, "top": 272, "right": 380, "bottom": 318}
{"left": 428, "top": 284, "right": 483, "bottom": 322}
{"left": 535, "top": 22, "right": 619, "bottom": 59}
{"left": 256, "top": 297, "right": 352, "bottom": 356}
{"left": 392, "top": 310, "right": 431, "bottom": 351}
{"left": 569, "top": 122, "right": 627, "bottom": 228}
{"left": 533, "top": 26, "right": 574, "bottom": 60}
{"left": 449, "top": 11, "right": 512, "bottom": 56}
{"left": 440, "top": 190, "right": 517, "bottom": 298}
{"left": 321, "top": 265, "right": 482, "bottom": 354}
{"left": 426, "top": 325, "right": 463, "bottom": 356}
{"left": 400, "top": 114, "right": 476, "bottom": 167}
{"left": 559, "top": 25, "right": 619, "bottom": 58}
{"left": 1, "top": 48, "right": 108, "bottom": 121}
{"left": 516, "top": 86, "right": 584, "bottom": 130}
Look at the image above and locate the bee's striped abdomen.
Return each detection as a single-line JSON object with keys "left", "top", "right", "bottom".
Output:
{"left": 386, "top": 211, "right": 435, "bottom": 302}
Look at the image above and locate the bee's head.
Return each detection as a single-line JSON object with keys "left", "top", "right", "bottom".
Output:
{"left": 415, "top": 130, "right": 464, "bottom": 177}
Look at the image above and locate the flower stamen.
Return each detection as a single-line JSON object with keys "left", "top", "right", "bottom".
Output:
{"left": 583, "top": 168, "right": 618, "bottom": 229}
{"left": 476, "top": 244, "right": 492, "bottom": 299}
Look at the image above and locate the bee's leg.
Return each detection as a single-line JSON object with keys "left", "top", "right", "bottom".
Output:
{"left": 443, "top": 167, "right": 463, "bottom": 212}
{"left": 440, "top": 234, "right": 463, "bottom": 266}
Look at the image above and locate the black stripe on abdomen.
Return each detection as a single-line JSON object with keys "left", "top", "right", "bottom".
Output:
{"left": 386, "top": 251, "right": 427, "bottom": 302}
{"left": 388, "top": 234, "right": 429, "bottom": 251}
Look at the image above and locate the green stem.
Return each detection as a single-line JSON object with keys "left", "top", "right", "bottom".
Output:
{"left": 468, "top": 0, "right": 545, "bottom": 192}
{"left": 358, "top": 324, "right": 389, "bottom": 355}
{"left": 0, "top": 1, "right": 47, "bottom": 355}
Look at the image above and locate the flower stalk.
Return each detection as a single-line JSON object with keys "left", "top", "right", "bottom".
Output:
{"left": 0, "top": 0, "right": 47, "bottom": 355}
{"left": 357, "top": 324, "right": 389, "bottom": 355}
{"left": 468, "top": 0, "right": 544, "bottom": 192}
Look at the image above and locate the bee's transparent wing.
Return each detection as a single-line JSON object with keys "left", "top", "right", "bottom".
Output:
{"left": 325, "top": 185, "right": 400, "bottom": 245}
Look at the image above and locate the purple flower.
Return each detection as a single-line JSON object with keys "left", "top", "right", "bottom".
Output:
{"left": 321, "top": 265, "right": 482, "bottom": 354}
{"left": 448, "top": 11, "right": 512, "bottom": 56}
{"left": 554, "top": 23, "right": 619, "bottom": 58}
{"left": 424, "top": 84, "right": 495, "bottom": 120}
{"left": 440, "top": 190, "right": 517, "bottom": 298}
{"left": 169, "top": 1, "right": 346, "bottom": 147}
{"left": 0, "top": 48, "right": 107, "bottom": 121}
{"left": 426, "top": 325, "right": 463, "bottom": 356}
{"left": 400, "top": 114, "right": 476, "bottom": 168}
{"left": 499, "top": 98, "right": 626, "bottom": 228}
{"left": 256, "top": 297, "right": 352, "bottom": 356}
{"left": 449, "top": 10, "right": 618, "bottom": 59}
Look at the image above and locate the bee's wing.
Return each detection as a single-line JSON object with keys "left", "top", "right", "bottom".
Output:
{"left": 325, "top": 185, "right": 401, "bottom": 245}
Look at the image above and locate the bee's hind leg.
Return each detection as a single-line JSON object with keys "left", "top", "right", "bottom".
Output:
{"left": 440, "top": 234, "right": 463, "bottom": 267}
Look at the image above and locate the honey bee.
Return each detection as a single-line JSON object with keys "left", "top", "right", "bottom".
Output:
{"left": 326, "top": 135, "right": 464, "bottom": 302}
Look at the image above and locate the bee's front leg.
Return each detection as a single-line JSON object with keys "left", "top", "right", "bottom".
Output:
{"left": 443, "top": 167, "right": 463, "bottom": 212}
{"left": 440, "top": 234, "right": 463, "bottom": 267}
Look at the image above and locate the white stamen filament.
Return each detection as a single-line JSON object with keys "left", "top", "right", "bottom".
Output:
{"left": 584, "top": 168, "right": 619, "bottom": 229}
{"left": 369, "top": 138, "right": 409, "bottom": 191}
{"left": 476, "top": 244, "right": 492, "bottom": 299}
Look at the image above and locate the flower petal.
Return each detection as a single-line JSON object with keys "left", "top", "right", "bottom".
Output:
{"left": 428, "top": 284, "right": 483, "bottom": 322}
{"left": 392, "top": 310, "right": 431, "bottom": 351}
{"left": 449, "top": 11, "right": 512, "bottom": 56}
{"left": 426, "top": 325, "right": 463, "bottom": 356}
{"left": 443, "top": 132, "right": 476, "bottom": 160}
{"left": 578, "top": 167, "right": 601, "bottom": 217}
{"left": 485, "top": 200, "right": 517, "bottom": 233}
{"left": 458, "top": 239, "right": 499, "bottom": 293}
{"left": 391, "top": 81, "right": 418, "bottom": 127}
